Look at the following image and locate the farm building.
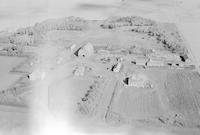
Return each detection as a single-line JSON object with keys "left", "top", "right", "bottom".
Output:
{"left": 180, "top": 54, "right": 189, "bottom": 62}
{"left": 111, "top": 62, "right": 122, "bottom": 73}
{"left": 149, "top": 49, "right": 181, "bottom": 61}
{"left": 116, "top": 57, "right": 123, "bottom": 62}
{"left": 97, "top": 49, "right": 110, "bottom": 55}
{"left": 131, "top": 56, "right": 148, "bottom": 66}
{"left": 123, "top": 74, "right": 153, "bottom": 88}
{"left": 77, "top": 42, "right": 94, "bottom": 58}
{"left": 147, "top": 58, "right": 165, "bottom": 67}
{"left": 166, "top": 61, "right": 189, "bottom": 69}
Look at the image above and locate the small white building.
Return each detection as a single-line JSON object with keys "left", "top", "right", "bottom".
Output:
{"left": 78, "top": 42, "right": 94, "bottom": 58}
{"left": 111, "top": 62, "right": 122, "bottom": 73}
{"left": 150, "top": 49, "right": 181, "bottom": 61}
{"left": 97, "top": 49, "right": 110, "bottom": 55}
{"left": 147, "top": 58, "right": 165, "bottom": 67}
{"left": 128, "top": 74, "right": 145, "bottom": 88}
{"left": 166, "top": 61, "right": 185, "bottom": 69}
{"left": 123, "top": 74, "right": 153, "bottom": 88}
{"left": 132, "top": 57, "right": 148, "bottom": 66}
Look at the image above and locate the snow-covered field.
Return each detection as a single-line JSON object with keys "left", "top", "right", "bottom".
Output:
{"left": 0, "top": 0, "right": 200, "bottom": 135}
{"left": 0, "top": 56, "right": 26, "bottom": 90}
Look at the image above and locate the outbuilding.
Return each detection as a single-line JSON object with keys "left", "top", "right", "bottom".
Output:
{"left": 123, "top": 74, "right": 153, "bottom": 88}
{"left": 77, "top": 42, "right": 94, "bottom": 58}
{"left": 147, "top": 58, "right": 165, "bottom": 67}
{"left": 111, "top": 62, "right": 122, "bottom": 73}
{"left": 131, "top": 57, "right": 148, "bottom": 66}
{"left": 180, "top": 54, "right": 188, "bottom": 62}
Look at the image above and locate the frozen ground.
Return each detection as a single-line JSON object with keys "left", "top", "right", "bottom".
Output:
{"left": 12, "top": 15, "right": 197, "bottom": 135}
{"left": 0, "top": 0, "right": 200, "bottom": 135}
{"left": 0, "top": 56, "right": 26, "bottom": 90}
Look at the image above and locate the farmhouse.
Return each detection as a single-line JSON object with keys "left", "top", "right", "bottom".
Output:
{"left": 77, "top": 42, "right": 94, "bottom": 58}
{"left": 180, "top": 54, "right": 189, "bottom": 62}
{"left": 123, "top": 74, "right": 153, "bottom": 88}
{"left": 131, "top": 56, "right": 148, "bottom": 66}
{"left": 147, "top": 58, "right": 165, "bottom": 67}
{"left": 166, "top": 61, "right": 188, "bottom": 69}
{"left": 150, "top": 49, "right": 181, "bottom": 61}
{"left": 111, "top": 62, "right": 122, "bottom": 73}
